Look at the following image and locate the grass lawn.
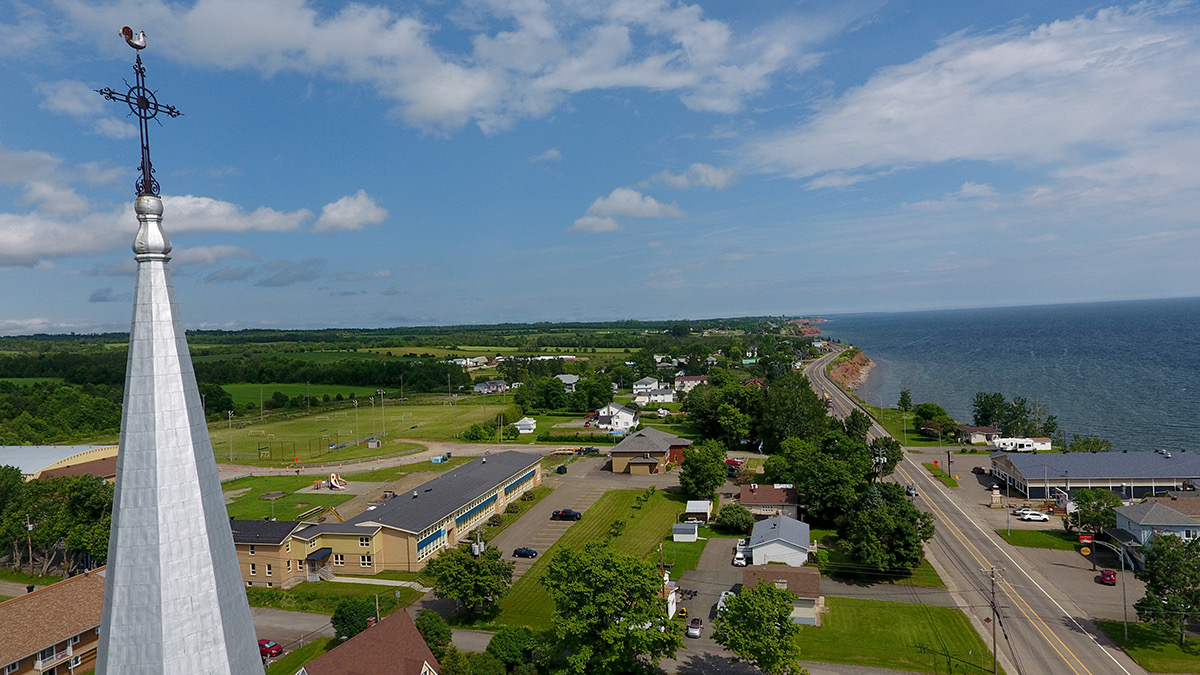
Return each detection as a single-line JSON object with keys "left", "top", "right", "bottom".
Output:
{"left": 796, "top": 597, "right": 1000, "bottom": 674}
{"left": 698, "top": 524, "right": 745, "bottom": 539}
{"left": 994, "top": 528, "right": 1078, "bottom": 551}
{"left": 644, "top": 536, "right": 706, "bottom": 582}
{"left": 246, "top": 580, "right": 422, "bottom": 615}
{"left": 811, "top": 528, "right": 946, "bottom": 589}
{"left": 222, "top": 475, "right": 356, "bottom": 520}
{"left": 493, "top": 488, "right": 686, "bottom": 630}
{"left": 0, "top": 569, "right": 62, "bottom": 586}
{"left": 923, "top": 463, "right": 959, "bottom": 487}
{"left": 1095, "top": 621, "right": 1200, "bottom": 673}
{"left": 265, "top": 637, "right": 337, "bottom": 675}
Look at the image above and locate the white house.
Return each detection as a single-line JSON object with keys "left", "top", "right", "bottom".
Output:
{"left": 749, "top": 515, "right": 811, "bottom": 566}
{"left": 469, "top": 356, "right": 490, "bottom": 368}
{"left": 646, "top": 388, "right": 675, "bottom": 404}
{"left": 595, "top": 403, "right": 639, "bottom": 432}
{"left": 674, "top": 375, "right": 708, "bottom": 393}
{"left": 633, "top": 377, "right": 660, "bottom": 395}
{"left": 514, "top": 417, "right": 537, "bottom": 434}
{"left": 473, "top": 380, "right": 508, "bottom": 394}
{"left": 555, "top": 373, "right": 580, "bottom": 392}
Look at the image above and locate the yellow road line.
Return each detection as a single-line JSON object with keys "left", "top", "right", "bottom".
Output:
{"left": 896, "top": 464, "right": 1093, "bottom": 675}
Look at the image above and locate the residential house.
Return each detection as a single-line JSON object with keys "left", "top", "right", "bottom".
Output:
{"left": 0, "top": 568, "right": 105, "bottom": 675}
{"left": 633, "top": 377, "right": 661, "bottom": 395}
{"left": 705, "top": 355, "right": 719, "bottom": 367}
{"left": 298, "top": 607, "right": 439, "bottom": 675}
{"left": 610, "top": 427, "right": 691, "bottom": 474}
{"left": 749, "top": 515, "right": 811, "bottom": 566}
{"left": 555, "top": 374, "right": 580, "bottom": 392}
{"left": 646, "top": 388, "right": 675, "bottom": 404}
{"left": 739, "top": 483, "right": 800, "bottom": 520}
{"left": 684, "top": 500, "right": 713, "bottom": 523}
{"left": 673, "top": 375, "right": 708, "bottom": 393}
{"left": 469, "top": 356, "right": 490, "bottom": 368}
{"left": 596, "top": 403, "right": 639, "bottom": 432}
{"left": 472, "top": 380, "right": 508, "bottom": 394}
{"left": 231, "top": 519, "right": 309, "bottom": 589}
{"left": 742, "top": 564, "right": 823, "bottom": 625}
{"left": 514, "top": 417, "right": 537, "bottom": 434}
{"left": 956, "top": 425, "right": 1001, "bottom": 445}
{"left": 1109, "top": 501, "right": 1200, "bottom": 571}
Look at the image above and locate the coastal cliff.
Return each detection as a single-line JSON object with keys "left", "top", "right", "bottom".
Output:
{"left": 829, "top": 349, "right": 875, "bottom": 391}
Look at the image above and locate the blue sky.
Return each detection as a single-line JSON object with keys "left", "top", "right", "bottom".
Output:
{"left": 2, "top": 1, "right": 1199, "bottom": 334}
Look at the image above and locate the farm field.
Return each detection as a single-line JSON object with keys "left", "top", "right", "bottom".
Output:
{"left": 494, "top": 488, "right": 685, "bottom": 630}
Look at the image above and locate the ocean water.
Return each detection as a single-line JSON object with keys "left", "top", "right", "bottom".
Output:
{"left": 818, "top": 297, "right": 1200, "bottom": 454}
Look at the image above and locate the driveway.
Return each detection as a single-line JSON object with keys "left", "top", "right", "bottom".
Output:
{"left": 251, "top": 606, "right": 333, "bottom": 655}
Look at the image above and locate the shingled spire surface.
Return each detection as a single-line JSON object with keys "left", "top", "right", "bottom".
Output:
{"left": 97, "top": 194, "right": 263, "bottom": 673}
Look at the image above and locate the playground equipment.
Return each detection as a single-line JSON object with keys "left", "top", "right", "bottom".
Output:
{"left": 328, "top": 473, "right": 347, "bottom": 490}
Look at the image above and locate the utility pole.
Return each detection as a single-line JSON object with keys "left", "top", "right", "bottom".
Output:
{"left": 228, "top": 411, "right": 235, "bottom": 463}
{"left": 259, "top": 384, "right": 263, "bottom": 422}
{"left": 352, "top": 398, "right": 359, "bottom": 446}
{"left": 982, "top": 566, "right": 1002, "bottom": 673}
{"left": 25, "top": 514, "right": 34, "bottom": 577}
{"left": 377, "top": 389, "right": 386, "bottom": 436}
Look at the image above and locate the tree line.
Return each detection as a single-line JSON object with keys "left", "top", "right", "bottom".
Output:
{"left": 0, "top": 467, "right": 112, "bottom": 577}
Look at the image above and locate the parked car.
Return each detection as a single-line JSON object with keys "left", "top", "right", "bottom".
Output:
{"left": 552, "top": 509, "right": 583, "bottom": 521}
{"left": 1012, "top": 507, "right": 1038, "bottom": 517}
{"left": 717, "top": 591, "right": 736, "bottom": 615}
{"left": 686, "top": 617, "right": 704, "bottom": 638}
{"left": 1099, "top": 569, "right": 1117, "bottom": 585}
{"left": 513, "top": 547, "right": 538, "bottom": 559}
{"left": 258, "top": 640, "right": 283, "bottom": 658}
{"left": 905, "top": 484, "right": 919, "bottom": 498}
{"left": 580, "top": 446, "right": 599, "bottom": 455}
{"left": 1020, "top": 511, "right": 1050, "bottom": 522}
{"left": 732, "top": 551, "right": 748, "bottom": 567}
{"left": 971, "top": 466, "right": 987, "bottom": 475}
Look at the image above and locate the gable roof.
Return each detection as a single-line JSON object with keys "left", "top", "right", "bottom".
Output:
{"left": 300, "top": 609, "right": 439, "bottom": 675}
{"left": 633, "top": 377, "right": 660, "bottom": 386}
{"left": 229, "top": 519, "right": 304, "bottom": 545}
{"left": 750, "top": 515, "right": 810, "bottom": 550}
{"left": 344, "top": 451, "right": 539, "bottom": 534}
{"left": 1146, "top": 495, "right": 1200, "bottom": 516}
{"left": 38, "top": 454, "right": 118, "bottom": 481}
{"left": 740, "top": 484, "right": 799, "bottom": 506}
{"left": 612, "top": 427, "right": 691, "bottom": 455}
{"left": 0, "top": 568, "right": 106, "bottom": 667}
{"left": 555, "top": 374, "right": 580, "bottom": 384}
{"left": 1116, "top": 501, "right": 1200, "bottom": 527}
{"left": 743, "top": 564, "right": 820, "bottom": 599}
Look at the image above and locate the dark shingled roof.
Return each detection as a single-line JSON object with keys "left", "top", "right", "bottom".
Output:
{"left": 743, "top": 564, "right": 820, "bottom": 599}
{"left": 612, "top": 427, "right": 691, "bottom": 455}
{"left": 348, "top": 451, "right": 540, "bottom": 534}
{"left": 1116, "top": 502, "right": 1200, "bottom": 527}
{"left": 229, "top": 519, "right": 303, "bottom": 545}
{"left": 997, "top": 451, "right": 1200, "bottom": 480}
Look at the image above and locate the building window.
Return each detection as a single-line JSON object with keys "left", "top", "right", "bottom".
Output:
{"left": 250, "top": 563, "right": 257, "bottom": 576}
{"left": 249, "top": 545, "right": 256, "bottom": 556}
{"left": 69, "top": 635, "right": 80, "bottom": 646}
{"left": 287, "top": 560, "right": 292, "bottom": 572}
{"left": 267, "top": 582, "right": 273, "bottom": 588}
{"left": 70, "top": 657, "right": 82, "bottom": 668}
{"left": 360, "top": 536, "right": 371, "bottom": 547}
{"left": 4, "top": 664, "right": 17, "bottom": 674}
{"left": 334, "top": 554, "right": 344, "bottom": 566}
{"left": 361, "top": 555, "right": 372, "bottom": 567}
{"left": 286, "top": 542, "right": 291, "bottom": 553}
{"left": 246, "top": 581, "right": 251, "bottom": 587}
{"left": 266, "top": 564, "right": 272, "bottom": 577}
{"left": 39, "top": 647, "right": 55, "bottom": 661}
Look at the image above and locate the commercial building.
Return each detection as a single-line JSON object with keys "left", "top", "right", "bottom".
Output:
{"left": 989, "top": 451, "right": 1200, "bottom": 500}
{"left": 231, "top": 519, "right": 310, "bottom": 590}
{"left": 0, "top": 445, "right": 118, "bottom": 481}
{"left": 0, "top": 569, "right": 105, "bottom": 675}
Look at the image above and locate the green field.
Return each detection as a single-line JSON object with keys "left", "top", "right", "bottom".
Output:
{"left": 494, "top": 489, "right": 686, "bottom": 629}
{"left": 1095, "top": 621, "right": 1200, "bottom": 673}
{"left": 246, "top": 580, "right": 422, "bottom": 615}
{"left": 645, "top": 536, "right": 705, "bottom": 581}
{"left": 811, "top": 527, "right": 945, "bottom": 588}
{"left": 796, "top": 597, "right": 1000, "bottom": 674}
{"left": 265, "top": 637, "right": 337, "bottom": 675}
{"left": 222, "top": 475, "right": 355, "bottom": 520}
{"left": 923, "top": 463, "right": 960, "bottom": 487}
{"left": 994, "top": 528, "right": 1077, "bottom": 550}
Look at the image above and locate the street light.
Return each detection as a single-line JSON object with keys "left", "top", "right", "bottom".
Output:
{"left": 377, "top": 389, "right": 386, "bottom": 436}
{"left": 352, "top": 399, "right": 359, "bottom": 445}
{"left": 228, "top": 410, "right": 235, "bottom": 463}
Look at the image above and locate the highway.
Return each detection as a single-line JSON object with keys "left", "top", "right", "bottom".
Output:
{"left": 802, "top": 349, "right": 1145, "bottom": 675}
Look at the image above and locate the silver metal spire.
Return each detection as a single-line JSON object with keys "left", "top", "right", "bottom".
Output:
{"left": 96, "top": 34, "right": 264, "bottom": 675}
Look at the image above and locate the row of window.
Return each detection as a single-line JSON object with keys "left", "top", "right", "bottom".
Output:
{"left": 4, "top": 634, "right": 85, "bottom": 674}
{"left": 247, "top": 542, "right": 292, "bottom": 555}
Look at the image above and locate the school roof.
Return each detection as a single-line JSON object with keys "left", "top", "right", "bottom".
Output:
{"left": 993, "top": 451, "right": 1200, "bottom": 480}
{"left": 0, "top": 445, "right": 109, "bottom": 476}
{"left": 38, "top": 454, "right": 118, "bottom": 481}
{"left": 750, "top": 515, "right": 810, "bottom": 550}
{"left": 299, "top": 606, "right": 439, "bottom": 675}
{"left": 0, "top": 568, "right": 106, "bottom": 667}
{"left": 347, "top": 451, "right": 540, "bottom": 534}
{"left": 1116, "top": 502, "right": 1200, "bottom": 527}
{"left": 229, "top": 519, "right": 304, "bottom": 545}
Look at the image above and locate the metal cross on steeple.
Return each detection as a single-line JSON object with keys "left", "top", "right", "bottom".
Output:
{"left": 96, "top": 28, "right": 182, "bottom": 197}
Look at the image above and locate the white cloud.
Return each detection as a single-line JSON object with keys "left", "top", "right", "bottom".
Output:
{"left": 587, "top": 187, "right": 683, "bottom": 219}
{"left": 314, "top": 190, "right": 387, "bottom": 232}
{"left": 256, "top": 259, "right": 325, "bottom": 287}
{"left": 38, "top": 80, "right": 106, "bottom": 117}
{"left": 57, "top": 0, "right": 826, "bottom": 132}
{"left": 743, "top": 5, "right": 1200, "bottom": 206}
{"left": 173, "top": 245, "right": 255, "bottom": 267}
{"left": 648, "top": 163, "right": 737, "bottom": 190}
{"left": 531, "top": 148, "right": 562, "bottom": 162}
{"left": 162, "top": 195, "right": 311, "bottom": 233}
{"left": 338, "top": 269, "right": 393, "bottom": 282}
{"left": 570, "top": 214, "right": 621, "bottom": 233}
{"left": 92, "top": 117, "right": 139, "bottom": 140}
{"left": 957, "top": 182, "right": 996, "bottom": 199}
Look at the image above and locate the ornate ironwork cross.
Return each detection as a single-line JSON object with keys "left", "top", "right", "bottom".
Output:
{"left": 96, "top": 50, "right": 182, "bottom": 197}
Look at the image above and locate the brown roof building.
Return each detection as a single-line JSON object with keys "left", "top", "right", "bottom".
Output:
{"left": 739, "top": 483, "right": 799, "bottom": 520}
{"left": 0, "top": 568, "right": 105, "bottom": 674}
{"left": 742, "top": 564, "right": 823, "bottom": 625}
{"left": 38, "top": 455, "right": 119, "bottom": 482}
{"left": 299, "top": 609, "right": 440, "bottom": 675}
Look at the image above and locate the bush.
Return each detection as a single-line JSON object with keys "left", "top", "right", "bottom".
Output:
{"left": 488, "top": 514, "right": 505, "bottom": 527}
{"left": 330, "top": 596, "right": 374, "bottom": 640}
{"left": 414, "top": 609, "right": 452, "bottom": 660}
{"left": 714, "top": 504, "right": 755, "bottom": 534}
{"left": 505, "top": 503, "right": 520, "bottom": 514}
{"left": 487, "top": 625, "right": 536, "bottom": 668}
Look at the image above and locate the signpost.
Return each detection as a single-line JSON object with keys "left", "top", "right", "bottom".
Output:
{"left": 1079, "top": 534, "right": 1093, "bottom": 544}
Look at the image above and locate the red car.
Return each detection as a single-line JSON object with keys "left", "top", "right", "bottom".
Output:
{"left": 1099, "top": 569, "right": 1117, "bottom": 586}
{"left": 258, "top": 639, "right": 283, "bottom": 658}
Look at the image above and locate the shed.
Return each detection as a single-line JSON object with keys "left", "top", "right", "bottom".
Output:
{"left": 684, "top": 500, "right": 713, "bottom": 523}
{"left": 672, "top": 523, "right": 699, "bottom": 542}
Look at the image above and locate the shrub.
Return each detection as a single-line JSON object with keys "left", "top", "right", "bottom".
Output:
{"left": 414, "top": 610, "right": 452, "bottom": 660}
{"left": 488, "top": 514, "right": 505, "bottom": 527}
{"left": 714, "top": 504, "right": 755, "bottom": 534}
{"left": 505, "top": 503, "right": 520, "bottom": 514}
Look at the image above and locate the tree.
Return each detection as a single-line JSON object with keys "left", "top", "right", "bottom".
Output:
{"left": 425, "top": 545, "right": 515, "bottom": 620}
{"left": 487, "top": 625, "right": 537, "bottom": 669}
{"left": 971, "top": 392, "right": 1006, "bottom": 428}
{"left": 714, "top": 503, "right": 755, "bottom": 534}
{"left": 838, "top": 484, "right": 935, "bottom": 571}
{"left": 1068, "top": 488, "right": 1123, "bottom": 536}
{"left": 715, "top": 402, "right": 752, "bottom": 447}
{"left": 466, "top": 652, "right": 507, "bottom": 675}
{"left": 1067, "top": 435, "right": 1112, "bottom": 453}
{"left": 897, "top": 389, "right": 912, "bottom": 415}
{"left": 680, "top": 439, "right": 727, "bottom": 499}
{"left": 763, "top": 436, "right": 864, "bottom": 524}
{"left": 415, "top": 609, "right": 452, "bottom": 660}
{"left": 759, "top": 373, "right": 828, "bottom": 452}
{"left": 911, "top": 402, "right": 948, "bottom": 426}
{"left": 1135, "top": 535, "right": 1200, "bottom": 647}
{"left": 843, "top": 409, "right": 872, "bottom": 443}
{"left": 711, "top": 580, "right": 807, "bottom": 675}
{"left": 541, "top": 542, "right": 682, "bottom": 674}
{"left": 331, "top": 596, "right": 375, "bottom": 640}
